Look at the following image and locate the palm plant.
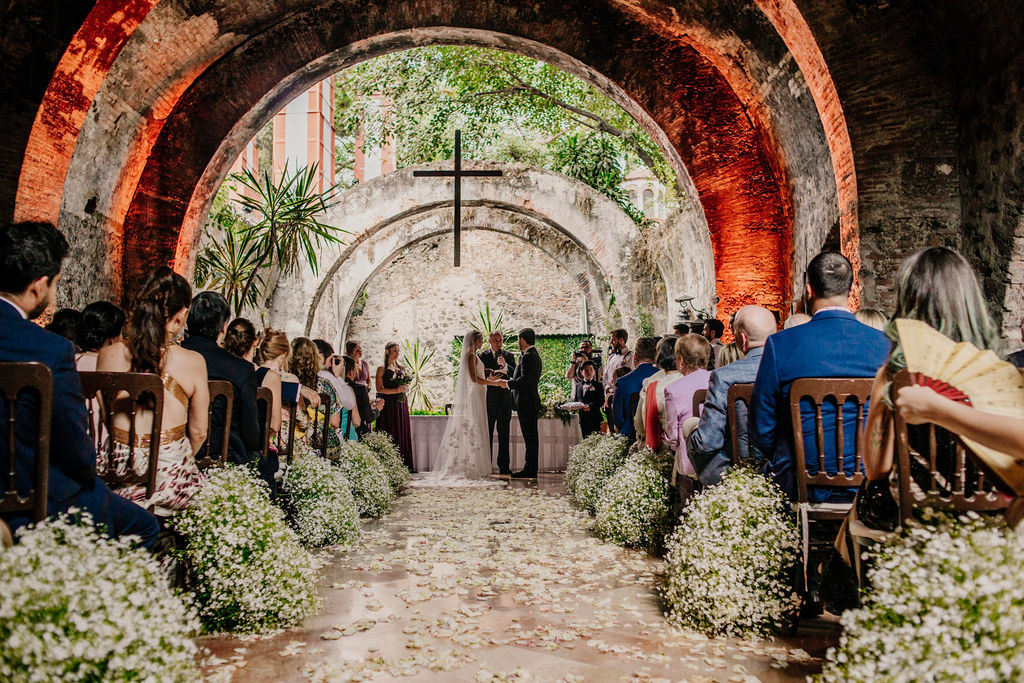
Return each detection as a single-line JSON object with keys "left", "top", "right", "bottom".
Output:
{"left": 470, "top": 302, "right": 513, "bottom": 340}
{"left": 193, "top": 205, "right": 265, "bottom": 312}
{"left": 231, "top": 163, "right": 348, "bottom": 315}
{"left": 401, "top": 339, "right": 443, "bottom": 411}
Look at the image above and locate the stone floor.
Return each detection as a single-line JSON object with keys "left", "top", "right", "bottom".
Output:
{"left": 201, "top": 474, "right": 840, "bottom": 682}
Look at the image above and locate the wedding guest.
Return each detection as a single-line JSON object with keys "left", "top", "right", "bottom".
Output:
{"left": 97, "top": 267, "right": 208, "bottom": 516}
{"left": 481, "top": 331, "right": 517, "bottom": 474}
{"left": 634, "top": 335, "right": 681, "bottom": 447}
{"left": 345, "top": 339, "right": 371, "bottom": 385}
{"left": 313, "top": 339, "right": 357, "bottom": 411}
{"left": 751, "top": 251, "right": 889, "bottom": 503}
{"left": 854, "top": 308, "right": 887, "bottom": 331}
{"left": 0, "top": 220, "right": 159, "bottom": 547}
{"left": 311, "top": 348, "right": 358, "bottom": 459}
{"left": 605, "top": 365, "right": 634, "bottom": 433}
{"left": 717, "top": 342, "right": 744, "bottom": 368}
{"left": 45, "top": 307, "right": 81, "bottom": 346}
{"left": 578, "top": 361, "right": 605, "bottom": 438}
{"left": 347, "top": 355, "right": 383, "bottom": 437}
{"left": 664, "top": 335, "right": 712, "bottom": 480}
{"left": 672, "top": 322, "right": 690, "bottom": 337}
{"left": 224, "top": 318, "right": 282, "bottom": 444}
{"left": 686, "top": 305, "right": 776, "bottom": 485}
{"left": 784, "top": 313, "right": 811, "bottom": 329}
{"left": 376, "top": 341, "right": 415, "bottom": 471}
{"left": 259, "top": 329, "right": 320, "bottom": 409}
{"left": 702, "top": 318, "right": 725, "bottom": 368}
{"left": 289, "top": 337, "right": 322, "bottom": 422}
{"left": 603, "top": 328, "right": 633, "bottom": 391}
{"left": 611, "top": 337, "right": 659, "bottom": 441}
{"left": 75, "top": 301, "right": 125, "bottom": 372}
{"left": 181, "top": 292, "right": 264, "bottom": 482}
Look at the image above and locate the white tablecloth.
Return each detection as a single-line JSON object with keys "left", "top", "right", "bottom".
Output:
{"left": 410, "top": 415, "right": 582, "bottom": 473}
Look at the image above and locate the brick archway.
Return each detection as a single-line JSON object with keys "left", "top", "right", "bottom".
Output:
{"left": 7, "top": 0, "right": 862, "bottom": 324}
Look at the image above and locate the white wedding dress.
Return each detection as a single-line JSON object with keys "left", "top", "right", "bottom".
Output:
{"left": 415, "top": 331, "right": 503, "bottom": 487}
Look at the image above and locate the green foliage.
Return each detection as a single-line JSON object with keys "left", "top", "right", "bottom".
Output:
{"left": 229, "top": 163, "right": 348, "bottom": 314}
{"left": 636, "top": 309, "right": 656, "bottom": 338}
{"left": 281, "top": 453, "right": 360, "bottom": 548}
{"left": 194, "top": 199, "right": 265, "bottom": 313}
{"left": 594, "top": 447, "right": 674, "bottom": 550}
{"left": 401, "top": 338, "right": 443, "bottom": 411}
{"left": 470, "top": 302, "right": 513, "bottom": 339}
{"left": 335, "top": 442, "right": 396, "bottom": 518}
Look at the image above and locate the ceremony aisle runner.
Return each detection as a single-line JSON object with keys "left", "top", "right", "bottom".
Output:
{"left": 201, "top": 483, "right": 836, "bottom": 681}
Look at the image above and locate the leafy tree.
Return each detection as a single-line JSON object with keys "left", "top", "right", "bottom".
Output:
{"left": 469, "top": 302, "right": 513, "bottom": 340}
{"left": 193, "top": 206, "right": 265, "bottom": 314}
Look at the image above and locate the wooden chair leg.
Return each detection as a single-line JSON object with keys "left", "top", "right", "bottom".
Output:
{"left": 0, "top": 519, "right": 12, "bottom": 549}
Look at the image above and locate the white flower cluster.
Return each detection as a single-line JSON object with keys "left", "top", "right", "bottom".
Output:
{"left": 283, "top": 452, "right": 361, "bottom": 548}
{"left": 564, "top": 433, "right": 629, "bottom": 513}
{"left": 335, "top": 440, "right": 397, "bottom": 517}
{"left": 361, "top": 431, "right": 412, "bottom": 491}
{"left": 0, "top": 513, "right": 198, "bottom": 681}
{"left": 173, "top": 465, "right": 322, "bottom": 633}
{"left": 820, "top": 511, "right": 1024, "bottom": 682}
{"left": 594, "top": 447, "right": 674, "bottom": 550}
{"left": 662, "top": 468, "right": 800, "bottom": 637}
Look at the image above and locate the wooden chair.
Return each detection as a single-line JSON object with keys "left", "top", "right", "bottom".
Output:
{"left": 726, "top": 382, "right": 754, "bottom": 466}
{"left": 891, "top": 369, "right": 1010, "bottom": 524}
{"left": 79, "top": 371, "right": 162, "bottom": 502}
{"left": 256, "top": 386, "right": 273, "bottom": 460}
{"left": 0, "top": 362, "right": 52, "bottom": 524}
{"left": 692, "top": 389, "right": 708, "bottom": 418}
{"left": 198, "top": 380, "right": 233, "bottom": 470}
{"left": 278, "top": 397, "right": 299, "bottom": 463}
{"left": 787, "top": 377, "right": 873, "bottom": 609}
{"left": 311, "top": 391, "right": 333, "bottom": 459}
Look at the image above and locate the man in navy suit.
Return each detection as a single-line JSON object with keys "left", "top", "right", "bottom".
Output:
{"left": 750, "top": 251, "right": 890, "bottom": 503}
{"left": 611, "top": 337, "right": 660, "bottom": 441}
{"left": 497, "top": 328, "right": 542, "bottom": 478}
{"left": 0, "top": 221, "right": 159, "bottom": 547}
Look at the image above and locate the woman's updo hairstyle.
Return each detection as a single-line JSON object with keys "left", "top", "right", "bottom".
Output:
{"left": 127, "top": 266, "right": 191, "bottom": 374}
{"left": 223, "top": 318, "right": 257, "bottom": 358}
{"left": 257, "top": 328, "right": 290, "bottom": 365}
{"left": 77, "top": 301, "right": 126, "bottom": 352}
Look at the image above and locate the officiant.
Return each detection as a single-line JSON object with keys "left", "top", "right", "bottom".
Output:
{"left": 479, "top": 331, "right": 517, "bottom": 475}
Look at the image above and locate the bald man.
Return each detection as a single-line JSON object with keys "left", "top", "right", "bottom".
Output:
{"left": 684, "top": 305, "right": 778, "bottom": 485}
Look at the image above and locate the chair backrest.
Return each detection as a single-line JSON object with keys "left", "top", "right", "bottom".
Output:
{"left": 199, "top": 380, "right": 233, "bottom": 470}
{"left": 891, "top": 370, "right": 1010, "bottom": 522}
{"left": 788, "top": 377, "right": 873, "bottom": 503}
{"left": 0, "top": 362, "right": 52, "bottom": 523}
{"left": 278, "top": 396, "right": 298, "bottom": 463}
{"left": 256, "top": 386, "right": 273, "bottom": 460}
{"left": 726, "top": 382, "right": 755, "bottom": 466}
{"left": 312, "top": 391, "right": 332, "bottom": 459}
{"left": 79, "top": 371, "right": 162, "bottom": 499}
{"left": 692, "top": 389, "right": 708, "bottom": 418}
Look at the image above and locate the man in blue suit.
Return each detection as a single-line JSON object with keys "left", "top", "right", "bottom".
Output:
{"left": 612, "top": 337, "right": 660, "bottom": 440}
{"left": 750, "top": 251, "right": 890, "bottom": 503}
{"left": 0, "top": 221, "right": 159, "bottom": 547}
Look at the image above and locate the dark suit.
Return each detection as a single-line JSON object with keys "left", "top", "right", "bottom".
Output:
{"left": 612, "top": 363, "right": 659, "bottom": 440}
{"left": 180, "top": 336, "right": 267, "bottom": 486}
{"left": 579, "top": 379, "right": 606, "bottom": 438}
{"left": 506, "top": 346, "right": 542, "bottom": 475}
{"left": 479, "top": 348, "right": 517, "bottom": 472}
{"left": 0, "top": 299, "right": 159, "bottom": 546}
{"left": 348, "top": 379, "right": 378, "bottom": 437}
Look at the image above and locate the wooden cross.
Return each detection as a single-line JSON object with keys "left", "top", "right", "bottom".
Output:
{"left": 412, "top": 130, "right": 502, "bottom": 266}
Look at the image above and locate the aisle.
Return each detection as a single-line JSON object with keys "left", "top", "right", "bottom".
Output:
{"left": 201, "top": 475, "right": 838, "bottom": 682}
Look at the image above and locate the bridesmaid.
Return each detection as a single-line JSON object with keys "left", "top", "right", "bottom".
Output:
{"left": 375, "top": 342, "right": 415, "bottom": 472}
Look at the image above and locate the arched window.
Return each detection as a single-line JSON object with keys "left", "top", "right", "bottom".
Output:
{"left": 643, "top": 188, "right": 654, "bottom": 213}
{"left": 628, "top": 190, "right": 637, "bottom": 206}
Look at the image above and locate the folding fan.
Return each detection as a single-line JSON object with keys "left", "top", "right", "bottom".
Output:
{"left": 894, "top": 318, "right": 1024, "bottom": 495}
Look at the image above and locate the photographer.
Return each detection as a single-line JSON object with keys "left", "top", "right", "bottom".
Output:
{"left": 565, "top": 339, "right": 600, "bottom": 401}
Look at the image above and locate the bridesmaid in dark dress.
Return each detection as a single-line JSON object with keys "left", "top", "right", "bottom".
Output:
{"left": 375, "top": 342, "right": 415, "bottom": 472}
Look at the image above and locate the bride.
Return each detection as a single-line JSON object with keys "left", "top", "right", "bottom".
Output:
{"left": 420, "top": 329, "right": 507, "bottom": 486}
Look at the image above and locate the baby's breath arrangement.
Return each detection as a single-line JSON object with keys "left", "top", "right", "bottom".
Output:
{"left": 663, "top": 468, "right": 800, "bottom": 637}
{"left": 0, "top": 513, "right": 198, "bottom": 682}
{"left": 361, "top": 431, "right": 412, "bottom": 491}
{"left": 594, "top": 447, "right": 674, "bottom": 550}
{"left": 283, "top": 453, "right": 361, "bottom": 547}
{"left": 336, "top": 440, "right": 397, "bottom": 517}
{"left": 173, "top": 465, "right": 322, "bottom": 633}
{"left": 565, "top": 433, "right": 629, "bottom": 513}
{"left": 820, "top": 511, "right": 1024, "bottom": 682}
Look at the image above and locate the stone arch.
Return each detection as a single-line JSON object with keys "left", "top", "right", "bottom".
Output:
{"left": 3, "top": 0, "right": 863, "bottom": 326}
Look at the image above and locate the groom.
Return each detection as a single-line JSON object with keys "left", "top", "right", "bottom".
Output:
{"left": 497, "top": 328, "right": 543, "bottom": 478}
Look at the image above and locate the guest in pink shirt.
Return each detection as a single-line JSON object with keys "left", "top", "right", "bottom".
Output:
{"left": 664, "top": 335, "right": 712, "bottom": 478}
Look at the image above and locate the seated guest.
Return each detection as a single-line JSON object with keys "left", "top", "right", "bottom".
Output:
{"left": 664, "top": 335, "right": 712, "bottom": 479}
{"left": 578, "top": 361, "right": 606, "bottom": 438}
{"left": 611, "top": 337, "right": 659, "bottom": 441}
{"left": 702, "top": 318, "right": 725, "bottom": 368}
{"left": 345, "top": 340, "right": 372, "bottom": 385}
{"left": 717, "top": 341, "right": 744, "bottom": 368}
{"left": 292, "top": 337, "right": 354, "bottom": 454}
{"left": 75, "top": 301, "right": 125, "bottom": 372}
{"left": 854, "top": 308, "right": 887, "bottom": 331}
{"left": 289, "top": 337, "right": 322, "bottom": 438}
{"left": 750, "top": 251, "right": 889, "bottom": 503}
{"left": 346, "top": 355, "right": 383, "bottom": 437}
{"left": 672, "top": 322, "right": 690, "bottom": 337}
{"left": 258, "top": 328, "right": 320, "bottom": 411}
{"left": 44, "top": 307, "right": 81, "bottom": 346}
{"left": 0, "top": 221, "right": 158, "bottom": 547}
{"left": 96, "top": 267, "right": 208, "bottom": 515}
{"left": 313, "top": 339, "right": 357, "bottom": 412}
{"left": 604, "top": 365, "right": 633, "bottom": 433}
{"left": 635, "top": 335, "right": 681, "bottom": 448}
{"left": 181, "top": 292, "right": 263, "bottom": 478}
{"left": 224, "top": 318, "right": 281, "bottom": 442}
{"left": 784, "top": 313, "right": 812, "bottom": 329}
{"left": 686, "top": 305, "right": 776, "bottom": 485}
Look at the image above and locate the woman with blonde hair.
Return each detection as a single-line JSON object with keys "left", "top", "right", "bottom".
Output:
{"left": 663, "top": 335, "right": 712, "bottom": 480}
